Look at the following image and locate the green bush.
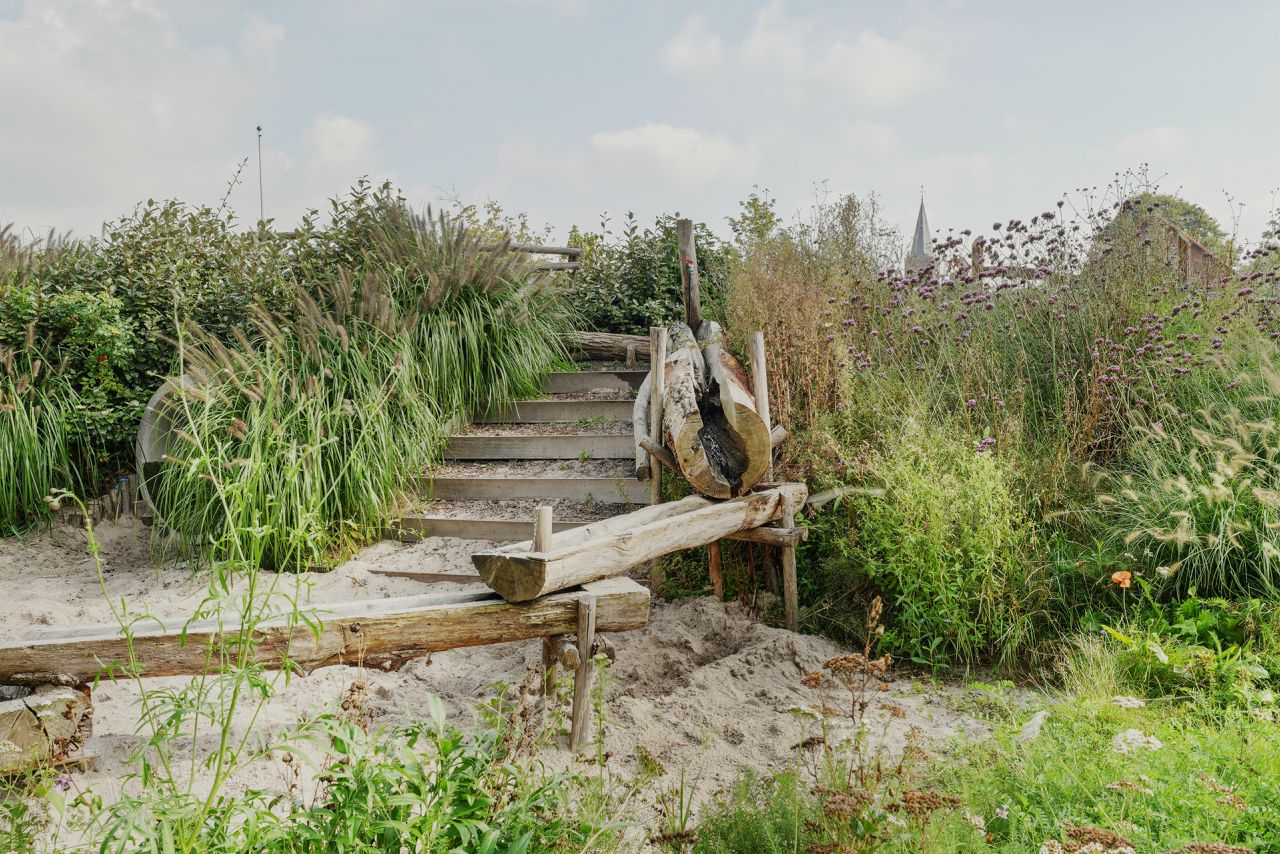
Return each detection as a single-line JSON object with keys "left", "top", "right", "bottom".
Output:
{"left": 829, "top": 419, "right": 1055, "bottom": 669}
{"left": 567, "top": 213, "right": 733, "bottom": 334}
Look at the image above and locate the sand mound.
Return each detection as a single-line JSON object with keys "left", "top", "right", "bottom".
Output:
{"left": 2, "top": 521, "right": 994, "bottom": 823}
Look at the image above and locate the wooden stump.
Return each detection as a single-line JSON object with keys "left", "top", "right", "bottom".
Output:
{"left": 0, "top": 684, "right": 93, "bottom": 774}
{"left": 569, "top": 596, "right": 597, "bottom": 752}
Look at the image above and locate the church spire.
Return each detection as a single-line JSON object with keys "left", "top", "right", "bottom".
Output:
{"left": 906, "top": 197, "right": 933, "bottom": 271}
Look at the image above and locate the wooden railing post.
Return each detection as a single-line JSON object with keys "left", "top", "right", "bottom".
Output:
{"left": 676, "top": 218, "right": 702, "bottom": 333}
{"left": 647, "top": 326, "right": 668, "bottom": 589}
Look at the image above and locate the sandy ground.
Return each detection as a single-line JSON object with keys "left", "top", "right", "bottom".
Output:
{"left": 2, "top": 520, "right": 996, "bottom": 838}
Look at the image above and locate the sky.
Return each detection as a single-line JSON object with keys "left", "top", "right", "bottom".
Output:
{"left": 2, "top": 0, "right": 1278, "bottom": 248}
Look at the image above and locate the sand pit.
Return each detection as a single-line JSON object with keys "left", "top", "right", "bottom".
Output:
{"left": 2, "top": 520, "right": 996, "bottom": 829}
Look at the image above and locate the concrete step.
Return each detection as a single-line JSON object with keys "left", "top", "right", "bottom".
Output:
{"left": 543, "top": 370, "right": 647, "bottom": 394}
{"left": 444, "top": 433, "right": 633, "bottom": 460}
{"left": 474, "top": 398, "right": 632, "bottom": 424}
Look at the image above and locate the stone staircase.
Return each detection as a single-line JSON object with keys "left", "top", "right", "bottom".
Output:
{"left": 397, "top": 367, "right": 649, "bottom": 542}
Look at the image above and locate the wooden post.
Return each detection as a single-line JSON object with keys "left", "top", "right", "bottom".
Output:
{"left": 676, "top": 218, "right": 702, "bottom": 333}
{"left": 648, "top": 326, "right": 668, "bottom": 590}
{"left": 540, "top": 636, "right": 558, "bottom": 697}
{"left": 782, "top": 500, "right": 799, "bottom": 632}
{"left": 534, "top": 505, "right": 553, "bottom": 552}
{"left": 749, "top": 331, "right": 774, "bottom": 482}
{"left": 708, "top": 541, "right": 723, "bottom": 600}
{"left": 569, "top": 595, "right": 597, "bottom": 752}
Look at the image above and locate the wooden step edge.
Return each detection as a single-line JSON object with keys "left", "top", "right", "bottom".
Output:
{"left": 444, "top": 434, "right": 634, "bottom": 461}
{"left": 418, "top": 476, "right": 649, "bottom": 503}
{"left": 386, "top": 515, "right": 596, "bottom": 543}
{"left": 543, "top": 371, "right": 647, "bottom": 393}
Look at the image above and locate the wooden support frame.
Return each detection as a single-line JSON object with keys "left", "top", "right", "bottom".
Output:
{"left": 473, "top": 483, "right": 807, "bottom": 603}
{"left": 0, "top": 579, "right": 650, "bottom": 686}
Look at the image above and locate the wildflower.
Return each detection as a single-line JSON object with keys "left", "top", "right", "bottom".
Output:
{"left": 1155, "top": 565, "right": 1173, "bottom": 578}
{"left": 1106, "top": 778, "right": 1154, "bottom": 796}
{"left": 1111, "top": 695, "right": 1145, "bottom": 709}
{"left": 1111, "top": 570, "right": 1132, "bottom": 589}
{"left": 964, "top": 811, "right": 986, "bottom": 831}
{"left": 54, "top": 772, "right": 72, "bottom": 792}
{"left": 1111, "top": 728, "right": 1163, "bottom": 754}
{"left": 995, "top": 802, "right": 1010, "bottom": 820}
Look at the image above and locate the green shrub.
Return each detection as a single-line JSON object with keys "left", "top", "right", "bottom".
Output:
{"left": 567, "top": 213, "right": 733, "bottom": 334}
{"left": 829, "top": 419, "right": 1054, "bottom": 669}
{"left": 1095, "top": 595, "right": 1280, "bottom": 708}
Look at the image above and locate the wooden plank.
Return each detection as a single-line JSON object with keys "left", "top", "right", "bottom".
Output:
{"left": 473, "top": 399, "right": 632, "bottom": 424}
{"left": 544, "top": 371, "right": 647, "bottom": 394}
{"left": 444, "top": 434, "right": 633, "bottom": 460}
{"left": 366, "top": 568, "right": 485, "bottom": 584}
{"left": 422, "top": 476, "right": 649, "bottom": 503}
{"left": 473, "top": 484, "right": 807, "bottom": 602}
{"left": 0, "top": 578, "right": 651, "bottom": 685}
{"left": 480, "top": 243, "right": 582, "bottom": 258}
{"left": 782, "top": 503, "right": 799, "bottom": 632}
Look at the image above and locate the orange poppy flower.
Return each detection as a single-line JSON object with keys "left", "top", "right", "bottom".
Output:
{"left": 1111, "top": 570, "right": 1132, "bottom": 589}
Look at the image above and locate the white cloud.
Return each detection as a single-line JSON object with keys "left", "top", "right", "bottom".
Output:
{"left": 240, "top": 14, "right": 285, "bottom": 58}
{"left": 662, "top": 15, "right": 724, "bottom": 73}
{"left": 1115, "top": 126, "right": 1189, "bottom": 159}
{"left": 590, "top": 123, "right": 759, "bottom": 184}
{"left": 666, "top": 2, "right": 935, "bottom": 107}
{"left": 306, "top": 114, "right": 377, "bottom": 166}
{"left": 820, "top": 31, "right": 932, "bottom": 106}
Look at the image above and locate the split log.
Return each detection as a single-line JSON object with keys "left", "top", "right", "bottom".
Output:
{"left": 473, "top": 483, "right": 807, "bottom": 602}
{"left": 0, "top": 685, "right": 93, "bottom": 774}
{"left": 662, "top": 321, "right": 771, "bottom": 498}
{"left": 0, "top": 579, "right": 650, "bottom": 685}
{"left": 564, "top": 331, "right": 649, "bottom": 362}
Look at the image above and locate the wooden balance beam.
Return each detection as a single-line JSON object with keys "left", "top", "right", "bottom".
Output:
{"left": 0, "top": 578, "right": 650, "bottom": 759}
{"left": 472, "top": 482, "right": 808, "bottom": 603}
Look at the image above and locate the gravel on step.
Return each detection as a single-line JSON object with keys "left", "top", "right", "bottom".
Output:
{"left": 428, "top": 458, "right": 637, "bottom": 479}
{"left": 406, "top": 498, "right": 634, "bottom": 521}
{"left": 455, "top": 421, "right": 632, "bottom": 437}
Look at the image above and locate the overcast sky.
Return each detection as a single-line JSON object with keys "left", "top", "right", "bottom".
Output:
{"left": 3, "top": 0, "right": 1278, "bottom": 247}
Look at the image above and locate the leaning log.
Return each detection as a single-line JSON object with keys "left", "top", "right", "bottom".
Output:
{"left": 0, "top": 580, "right": 650, "bottom": 685}
{"left": 564, "top": 331, "right": 650, "bottom": 362}
{"left": 474, "top": 482, "right": 807, "bottom": 602}
{"left": 661, "top": 321, "right": 771, "bottom": 498}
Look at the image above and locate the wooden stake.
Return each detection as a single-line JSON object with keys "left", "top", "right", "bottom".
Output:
{"left": 782, "top": 500, "right": 799, "bottom": 632}
{"left": 534, "top": 505, "right": 553, "bottom": 553}
{"left": 569, "top": 595, "right": 597, "bottom": 752}
{"left": 540, "top": 636, "right": 558, "bottom": 697}
{"left": 648, "top": 326, "right": 668, "bottom": 590}
{"left": 749, "top": 331, "right": 774, "bottom": 482}
{"left": 708, "top": 541, "right": 723, "bottom": 600}
{"left": 676, "top": 219, "right": 702, "bottom": 333}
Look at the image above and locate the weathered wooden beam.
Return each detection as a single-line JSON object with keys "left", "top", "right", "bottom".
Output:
{"left": 725, "top": 525, "right": 807, "bottom": 547}
{"left": 480, "top": 243, "right": 583, "bottom": 258}
{"left": 564, "top": 331, "right": 650, "bottom": 361}
{"left": 473, "top": 483, "right": 808, "bottom": 602}
{"left": 544, "top": 370, "right": 646, "bottom": 394}
{"left": 0, "top": 579, "right": 651, "bottom": 685}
